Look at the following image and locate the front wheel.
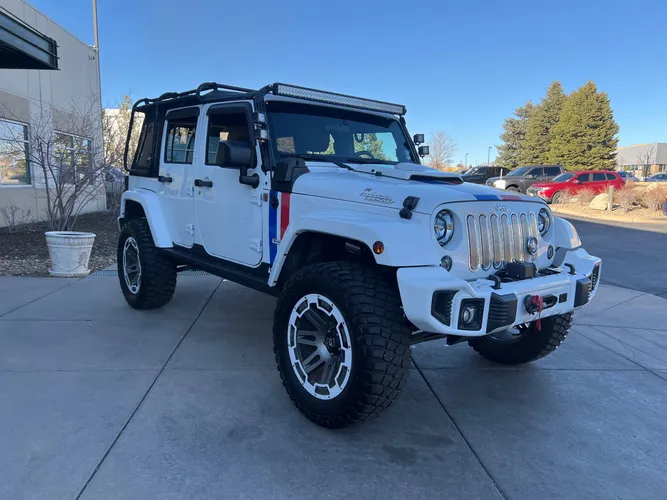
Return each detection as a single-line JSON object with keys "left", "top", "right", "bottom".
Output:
{"left": 273, "top": 262, "right": 412, "bottom": 428}
{"left": 117, "top": 219, "right": 177, "bottom": 309}
{"left": 468, "top": 313, "right": 572, "bottom": 365}
{"left": 506, "top": 186, "right": 519, "bottom": 192}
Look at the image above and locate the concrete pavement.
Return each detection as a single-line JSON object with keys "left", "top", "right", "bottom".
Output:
{"left": 1, "top": 276, "right": 667, "bottom": 500}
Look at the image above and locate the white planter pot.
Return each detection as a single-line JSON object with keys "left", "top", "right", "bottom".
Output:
{"left": 45, "top": 231, "right": 96, "bottom": 277}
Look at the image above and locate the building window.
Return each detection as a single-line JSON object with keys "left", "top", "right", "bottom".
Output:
{"left": 0, "top": 119, "right": 30, "bottom": 186}
{"left": 54, "top": 132, "right": 92, "bottom": 182}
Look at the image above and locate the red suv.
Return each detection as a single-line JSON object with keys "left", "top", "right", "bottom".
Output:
{"left": 526, "top": 170, "right": 625, "bottom": 203}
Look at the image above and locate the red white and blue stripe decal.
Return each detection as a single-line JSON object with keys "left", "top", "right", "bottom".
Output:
{"left": 473, "top": 193, "right": 522, "bottom": 201}
{"left": 269, "top": 191, "right": 290, "bottom": 264}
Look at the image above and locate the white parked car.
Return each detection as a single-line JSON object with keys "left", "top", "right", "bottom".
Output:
{"left": 118, "top": 82, "right": 602, "bottom": 428}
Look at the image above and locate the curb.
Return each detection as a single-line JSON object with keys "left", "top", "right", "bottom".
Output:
{"left": 552, "top": 206, "right": 667, "bottom": 225}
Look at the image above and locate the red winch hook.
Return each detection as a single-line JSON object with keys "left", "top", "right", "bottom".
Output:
{"left": 529, "top": 295, "right": 544, "bottom": 331}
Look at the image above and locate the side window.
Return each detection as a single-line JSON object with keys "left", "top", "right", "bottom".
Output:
{"left": 206, "top": 112, "right": 251, "bottom": 165}
{"left": 164, "top": 117, "right": 197, "bottom": 164}
{"left": 605, "top": 173, "right": 616, "bottom": 180}
{"left": 529, "top": 167, "right": 543, "bottom": 177}
{"left": 133, "top": 119, "right": 155, "bottom": 170}
{"left": 592, "top": 173, "right": 606, "bottom": 182}
{"left": 544, "top": 166, "right": 561, "bottom": 176}
{"left": 578, "top": 173, "right": 592, "bottom": 183}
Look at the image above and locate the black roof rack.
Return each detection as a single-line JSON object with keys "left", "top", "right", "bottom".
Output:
{"left": 132, "top": 82, "right": 258, "bottom": 113}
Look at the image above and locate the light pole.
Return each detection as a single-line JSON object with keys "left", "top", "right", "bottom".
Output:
{"left": 465, "top": 153, "right": 468, "bottom": 168}
{"left": 487, "top": 147, "right": 492, "bottom": 166}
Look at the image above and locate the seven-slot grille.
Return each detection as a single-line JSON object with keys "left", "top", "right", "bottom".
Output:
{"left": 466, "top": 211, "right": 539, "bottom": 272}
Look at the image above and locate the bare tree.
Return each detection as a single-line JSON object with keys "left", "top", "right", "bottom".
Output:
{"left": 2, "top": 96, "right": 122, "bottom": 231}
{"left": 636, "top": 146, "right": 656, "bottom": 181}
{"left": 427, "top": 131, "right": 457, "bottom": 171}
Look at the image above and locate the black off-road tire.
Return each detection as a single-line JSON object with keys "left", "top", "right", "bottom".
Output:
{"left": 117, "top": 219, "right": 177, "bottom": 309}
{"left": 274, "top": 262, "right": 412, "bottom": 428}
{"left": 468, "top": 313, "right": 572, "bottom": 365}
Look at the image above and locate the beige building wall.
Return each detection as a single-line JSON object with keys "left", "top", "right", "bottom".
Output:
{"left": 0, "top": 0, "right": 104, "bottom": 228}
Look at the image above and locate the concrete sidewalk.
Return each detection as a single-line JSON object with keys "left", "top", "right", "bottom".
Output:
{"left": 1, "top": 276, "right": 667, "bottom": 500}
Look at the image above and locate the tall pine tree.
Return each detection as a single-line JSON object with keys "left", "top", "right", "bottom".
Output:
{"left": 496, "top": 101, "right": 534, "bottom": 170}
{"left": 550, "top": 82, "right": 619, "bottom": 170}
{"left": 521, "top": 81, "right": 566, "bottom": 165}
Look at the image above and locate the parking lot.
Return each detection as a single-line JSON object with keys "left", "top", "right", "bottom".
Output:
{"left": 2, "top": 222, "right": 667, "bottom": 500}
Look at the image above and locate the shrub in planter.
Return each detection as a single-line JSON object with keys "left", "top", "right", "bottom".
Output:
{"left": 576, "top": 187, "right": 598, "bottom": 206}
{"left": 640, "top": 186, "right": 667, "bottom": 212}
{"left": 615, "top": 184, "right": 638, "bottom": 213}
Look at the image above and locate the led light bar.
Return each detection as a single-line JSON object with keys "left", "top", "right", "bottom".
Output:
{"left": 271, "top": 83, "right": 407, "bottom": 115}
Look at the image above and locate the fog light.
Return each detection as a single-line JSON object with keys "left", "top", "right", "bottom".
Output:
{"left": 461, "top": 305, "right": 476, "bottom": 324}
{"left": 458, "top": 298, "right": 484, "bottom": 331}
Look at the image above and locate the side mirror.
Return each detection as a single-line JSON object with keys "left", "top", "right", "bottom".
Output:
{"left": 413, "top": 134, "right": 425, "bottom": 145}
{"left": 216, "top": 141, "right": 259, "bottom": 188}
{"left": 418, "top": 145, "right": 430, "bottom": 157}
{"left": 216, "top": 141, "right": 252, "bottom": 168}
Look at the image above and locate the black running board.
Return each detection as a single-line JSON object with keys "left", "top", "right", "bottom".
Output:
{"left": 162, "top": 247, "right": 277, "bottom": 296}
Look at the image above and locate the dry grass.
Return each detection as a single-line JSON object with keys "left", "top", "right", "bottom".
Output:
{"left": 640, "top": 186, "right": 667, "bottom": 212}
{"left": 614, "top": 184, "right": 638, "bottom": 213}
{"left": 575, "top": 187, "right": 598, "bottom": 206}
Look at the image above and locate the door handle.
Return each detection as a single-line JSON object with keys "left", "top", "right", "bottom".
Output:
{"left": 158, "top": 175, "right": 173, "bottom": 183}
{"left": 194, "top": 179, "right": 213, "bottom": 188}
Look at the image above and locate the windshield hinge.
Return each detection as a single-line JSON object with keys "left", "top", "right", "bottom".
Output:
{"left": 399, "top": 196, "right": 420, "bottom": 220}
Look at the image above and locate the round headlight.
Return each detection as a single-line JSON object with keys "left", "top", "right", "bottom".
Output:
{"left": 538, "top": 208, "right": 551, "bottom": 235}
{"left": 434, "top": 210, "right": 454, "bottom": 246}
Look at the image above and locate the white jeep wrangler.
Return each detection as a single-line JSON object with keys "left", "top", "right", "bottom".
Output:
{"left": 118, "top": 82, "right": 601, "bottom": 428}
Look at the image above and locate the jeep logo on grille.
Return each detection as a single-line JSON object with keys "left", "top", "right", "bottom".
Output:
{"left": 494, "top": 203, "right": 510, "bottom": 213}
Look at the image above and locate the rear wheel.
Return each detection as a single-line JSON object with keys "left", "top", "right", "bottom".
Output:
{"left": 117, "top": 219, "right": 177, "bottom": 309}
{"left": 468, "top": 313, "right": 572, "bottom": 365}
{"left": 274, "top": 262, "right": 412, "bottom": 428}
{"left": 506, "top": 186, "right": 519, "bottom": 192}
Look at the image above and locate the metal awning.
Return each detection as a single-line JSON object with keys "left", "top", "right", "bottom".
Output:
{"left": 0, "top": 7, "right": 58, "bottom": 70}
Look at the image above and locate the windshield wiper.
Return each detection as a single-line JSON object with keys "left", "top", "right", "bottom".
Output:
{"left": 279, "top": 153, "right": 353, "bottom": 170}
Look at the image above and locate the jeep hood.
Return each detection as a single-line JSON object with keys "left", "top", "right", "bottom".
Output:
{"left": 291, "top": 162, "right": 541, "bottom": 214}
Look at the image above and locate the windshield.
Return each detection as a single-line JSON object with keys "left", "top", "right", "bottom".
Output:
{"left": 266, "top": 101, "right": 416, "bottom": 165}
{"left": 506, "top": 166, "right": 532, "bottom": 177}
{"left": 552, "top": 173, "right": 574, "bottom": 182}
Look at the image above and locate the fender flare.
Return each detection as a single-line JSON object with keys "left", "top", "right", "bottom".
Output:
{"left": 268, "top": 209, "right": 441, "bottom": 286}
{"left": 120, "top": 189, "right": 174, "bottom": 248}
{"left": 553, "top": 216, "right": 581, "bottom": 250}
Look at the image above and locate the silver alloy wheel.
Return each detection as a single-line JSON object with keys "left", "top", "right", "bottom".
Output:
{"left": 287, "top": 293, "right": 353, "bottom": 400}
{"left": 122, "top": 236, "right": 141, "bottom": 294}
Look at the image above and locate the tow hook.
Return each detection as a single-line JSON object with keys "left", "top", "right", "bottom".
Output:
{"left": 524, "top": 295, "right": 544, "bottom": 331}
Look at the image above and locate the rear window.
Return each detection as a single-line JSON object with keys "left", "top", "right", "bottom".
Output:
{"left": 552, "top": 173, "right": 573, "bottom": 182}
{"left": 132, "top": 119, "right": 155, "bottom": 170}
{"left": 605, "top": 173, "right": 616, "bottom": 180}
{"left": 544, "top": 166, "right": 561, "bottom": 176}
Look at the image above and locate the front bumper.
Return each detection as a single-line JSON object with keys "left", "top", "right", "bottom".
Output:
{"left": 397, "top": 248, "right": 601, "bottom": 337}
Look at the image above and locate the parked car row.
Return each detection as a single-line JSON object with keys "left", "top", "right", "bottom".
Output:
{"left": 526, "top": 171, "right": 625, "bottom": 203}
{"left": 485, "top": 165, "right": 566, "bottom": 193}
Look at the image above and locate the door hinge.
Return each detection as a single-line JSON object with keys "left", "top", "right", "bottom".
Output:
{"left": 249, "top": 238, "right": 262, "bottom": 253}
{"left": 187, "top": 185, "right": 195, "bottom": 197}
{"left": 250, "top": 192, "right": 263, "bottom": 206}
{"left": 186, "top": 223, "right": 195, "bottom": 236}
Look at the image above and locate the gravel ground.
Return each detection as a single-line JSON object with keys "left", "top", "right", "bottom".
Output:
{"left": 0, "top": 211, "right": 119, "bottom": 277}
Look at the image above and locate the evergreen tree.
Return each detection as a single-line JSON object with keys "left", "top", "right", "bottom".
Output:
{"left": 550, "top": 82, "right": 619, "bottom": 170}
{"left": 521, "top": 81, "right": 566, "bottom": 165}
{"left": 496, "top": 101, "right": 534, "bottom": 169}
{"left": 353, "top": 133, "right": 386, "bottom": 160}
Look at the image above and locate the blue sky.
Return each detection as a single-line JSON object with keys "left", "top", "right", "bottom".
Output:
{"left": 30, "top": 0, "right": 667, "bottom": 165}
